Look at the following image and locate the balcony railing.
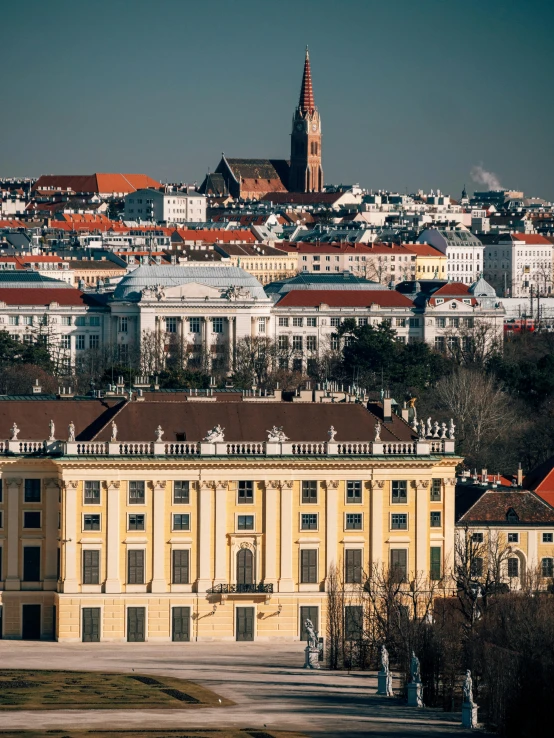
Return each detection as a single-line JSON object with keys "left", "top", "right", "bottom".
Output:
{"left": 208, "top": 583, "right": 273, "bottom": 594}
{"left": 1, "top": 437, "right": 455, "bottom": 457}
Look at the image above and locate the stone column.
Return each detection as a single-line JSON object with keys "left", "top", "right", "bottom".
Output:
{"left": 151, "top": 481, "right": 167, "bottom": 593}
{"left": 44, "top": 478, "right": 60, "bottom": 590}
{"left": 197, "top": 481, "right": 213, "bottom": 592}
{"left": 214, "top": 482, "right": 228, "bottom": 585}
{"left": 105, "top": 481, "right": 121, "bottom": 594}
{"left": 5, "top": 478, "right": 22, "bottom": 590}
{"left": 279, "top": 481, "right": 294, "bottom": 592}
{"left": 265, "top": 481, "right": 279, "bottom": 588}
{"left": 414, "top": 481, "right": 429, "bottom": 578}
{"left": 325, "top": 480, "right": 339, "bottom": 582}
{"left": 62, "top": 480, "right": 79, "bottom": 593}
{"left": 370, "top": 480, "right": 384, "bottom": 568}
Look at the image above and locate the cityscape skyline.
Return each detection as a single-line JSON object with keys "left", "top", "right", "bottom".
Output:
{"left": 2, "top": 0, "right": 554, "bottom": 199}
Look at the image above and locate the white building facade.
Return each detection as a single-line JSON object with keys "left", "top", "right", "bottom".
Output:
{"left": 418, "top": 227, "right": 484, "bottom": 285}
{"left": 482, "top": 233, "right": 553, "bottom": 298}
{"left": 124, "top": 189, "right": 206, "bottom": 224}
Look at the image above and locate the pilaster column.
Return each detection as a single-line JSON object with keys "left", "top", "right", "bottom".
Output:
{"left": 214, "top": 481, "right": 228, "bottom": 585}
{"left": 528, "top": 530, "right": 538, "bottom": 570}
{"left": 414, "top": 480, "right": 429, "bottom": 578}
{"left": 62, "top": 480, "right": 79, "bottom": 593}
{"left": 178, "top": 316, "right": 185, "bottom": 366}
{"left": 444, "top": 477, "right": 456, "bottom": 574}
{"left": 279, "top": 480, "right": 294, "bottom": 592}
{"left": 105, "top": 481, "right": 121, "bottom": 593}
{"left": 151, "top": 481, "right": 167, "bottom": 593}
{"left": 44, "top": 478, "right": 60, "bottom": 590}
{"left": 370, "top": 480, "right": 385, "bottom": 569}
{"left": 265, "top": 481, "right": 279, "bottom": 587}
{"left": 325, "top": 480, "right": 339, "bottom": 581}
{"left": 5, "top": 478, "right": 22, "bottom": 590}
{"left": 197, "top": 481, "right": 213, "bottom": 592}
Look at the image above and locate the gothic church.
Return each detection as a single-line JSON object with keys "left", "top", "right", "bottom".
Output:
{"left": 200, "top": 49, "right": 324, "bottom": 200}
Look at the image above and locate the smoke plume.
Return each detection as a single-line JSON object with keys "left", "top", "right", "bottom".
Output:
{"left": 470, "top": 164, "right": 502, "bottom": 190}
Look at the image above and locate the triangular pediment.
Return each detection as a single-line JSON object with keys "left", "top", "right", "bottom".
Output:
{"left": 164, "top": 282, "right": 222, "bottom": 299}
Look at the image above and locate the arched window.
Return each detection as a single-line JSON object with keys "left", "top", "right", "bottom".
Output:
{"left": 237, "top": 548, "right": 254, "bottom": 587}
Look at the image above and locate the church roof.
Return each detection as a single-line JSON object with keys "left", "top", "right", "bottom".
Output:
{"left": 299, "top": 48, "right": 315, "bottom": 114}
{"left": 113, "top": 264, "right": 269, "bottom": 302}
{"left": 223, "top": 158, "right": 290, "bottom": 194}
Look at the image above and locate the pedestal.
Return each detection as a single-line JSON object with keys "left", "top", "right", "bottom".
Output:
{"left": 377, "top": 671, "right": 393, "bottom": 696}
{"left": 462, "top": 703, "right": 478, "bottom": 729}
{"left": 407, "top": 681, "right": 423, "bottom": 707}
{"left": 303, "top": 646, "right": 320, "bottom": 670}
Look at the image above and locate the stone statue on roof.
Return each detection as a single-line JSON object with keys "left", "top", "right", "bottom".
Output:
{"left": 48, "top": 419, "right": 55, "bottom": 442}
{"left": 328, "top": 425, "right": 337, "bottom": 442}
{"left": 68, "top": 421, "right": 76, "bottom": 443}
{"left": 374, "top": 421, "right": 382, "bottom": 442}
{"left": 426, "top": 417, "right": 433, "bottom": 437}
{"left": 449, "top": 419, "right": 456, "bottom": 439}
{"left": 155, "top": 425, "right": 164, "bottom": 442}
{"left": 224, "top": 285, "right": 250, "bottom": 300}
{"left": 110, "top": 421, "right": 118, "bottom": 442}
{"left": 267, "top": 425, "right": 288, "bottom": 442}
{"left": 204, "top": 424, "right": 225, "bottom": 442}
{"left": 10, "top": 422, "right": 20, "bottom": 440}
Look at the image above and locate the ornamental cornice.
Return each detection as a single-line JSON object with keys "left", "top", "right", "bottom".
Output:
{"left": 43, "top": 478, "right": 61, "bottom": 488}
{"left": 6, "top": 477, "right": 22, "bottom": 487}
{"left": 325, "top": 479, "right": 340, "bottom": 489}
{"left": 63, "top": 480, "right": 79, "bottom": 490}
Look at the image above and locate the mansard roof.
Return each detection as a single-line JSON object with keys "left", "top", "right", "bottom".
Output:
{"left": 456, "top": 488, "right": 554, "bottom": 525}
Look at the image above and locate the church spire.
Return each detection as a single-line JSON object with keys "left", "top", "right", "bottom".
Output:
{"left": 299, "top": 46, "right": 315, "bottom": 114}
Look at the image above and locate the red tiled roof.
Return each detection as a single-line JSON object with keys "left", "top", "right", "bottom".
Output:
{"left": 509, "top": 233, "right": 551, "bottom": 245}
{"left": 0, "top": 288, "right": 88, "bottom": 306}
{"left": 171, "top": 229, "right": 256, "bottom": 244}
{"left": 0, "top": 219, "right": 27, "bottom": 228}
{"left": 458, "top": 490, "right": 554, "bottom": 524}
{"left": 523, "top": 456, "right": 554, "bottom": 507}
{"left": 432, "top": 283, "right": 471, "bottom": 295}
{"left": 33, "top": 174, "right": 161, "bottom": 195}
{"left": 402, "top": 243, "right": 445, "bottom": 257}
{"left": 275, "top": 290, "right": 413, "bottom": 308}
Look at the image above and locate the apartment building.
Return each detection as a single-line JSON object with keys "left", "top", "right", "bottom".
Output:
{"left": 480, "top": 233, "right": 553, "bottom": 297}
{"left": 124, "top": 189, "right": 206, "bottom": 224}
{"left": 0, "top": 392, "right": 459, "bottom": 641}
{"left": 418, "top": 227, "right": 484, "bottom": 284}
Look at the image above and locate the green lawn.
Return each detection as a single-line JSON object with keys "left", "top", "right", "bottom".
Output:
{"left": 0, "top": 670, "right": 232, "bottom": 711}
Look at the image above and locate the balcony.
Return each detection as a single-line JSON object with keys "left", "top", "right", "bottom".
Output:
{"left": 208, "top": 583, "right": 273, "bottom": 595}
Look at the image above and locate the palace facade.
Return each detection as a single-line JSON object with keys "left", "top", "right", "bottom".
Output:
{"left": 0, "top": 391, "right": 459, "bottom": 642}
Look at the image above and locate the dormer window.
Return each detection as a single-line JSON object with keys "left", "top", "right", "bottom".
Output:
{"left": 435, "top": 298, "right": 444, "bottom": 305}
{"left": 463, "top": 299, "right": 471, "bottom": 304}
{"left": 506, "top": 508, "right": 519, "bottom": 523}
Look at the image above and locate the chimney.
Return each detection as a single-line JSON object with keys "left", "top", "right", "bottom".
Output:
{"left": 401, "top": 401, "right": 409, "bottom": 423}
{"left": 481, "top": 468, "right": 488, "bottom": 484}
{"left": 517, "top": 463, "right": 523, "bottom": 487}
{"left": 383, "top": 389, "right": 392, "bottom": 421}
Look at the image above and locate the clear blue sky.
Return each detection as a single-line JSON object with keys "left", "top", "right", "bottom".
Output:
{"left": 3, "top": 0, "right": 553, "bottom": 199}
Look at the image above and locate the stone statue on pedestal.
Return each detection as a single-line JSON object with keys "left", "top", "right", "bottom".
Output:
{"left": 48, "top": 419, "right": 55, "bottom": 441}
{"left": 204, "top": 424, "right": 225, "bottom": 442}
{"left": 68, "top": 421, "right": 76, "bottom": 443}
{"left": 461, "top": 669, "right": 478, "bottom": 729}
{"left": 328, "top": 426, "right": 337, "bottom": 441}
{"left": 303, "top": 619, "right": 320, "bottom": 670}
{"left": 407, "top": 650, "right": 423, "bottom": 707}
{"left": 155, "top": 425, "right": 164, "bottom": 442}
{"left": 10, "top": 422, "right": 20, "bottom": 440}
{"left": 377, "top": 644, "right": 393, "bottom": 696}
{"left": 110, "top": 421, "right": 118, "bottom": 442}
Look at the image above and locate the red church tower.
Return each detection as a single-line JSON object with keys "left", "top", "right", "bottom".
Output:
{"left": 289, "top": 48, "right": 324, "bottom": 193}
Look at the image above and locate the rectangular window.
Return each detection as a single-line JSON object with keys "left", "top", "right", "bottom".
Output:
{"left": 189, "top": 317, "right": 200, "bottom": 333}
{"left": 330, "top": 317, "right": 341, "bottom": 327}
{"left": 391, "top": 480, "right": 407, "bottom": 504}
{"left": 127, "top": 550, "right": 145, "bottom": 584}
{"left": 508, "top": 557, "right": 519, "bottom": 578}
{"left": 0, "top": 479, "right": 2, "bottom": 503}
{"left": 302, "top": 481, "right": 318, "bottom": 504}
{"left": 83, "top": 514, "right": 100, "bottom": 531}
{"left": 543, "top": 533, "right": 553, "bottom": 543}
{"left": 471, "top": 557, "right": 483, "bottom": 577}
{"left": 541, "top": 558, "right": 553, "bottom": 578}
{"left": 23, "top": 511, "right": 41, "bottom": 529}
{"left": 278, "top": 317, "right": 289, "bottom": 327}
{"left": 75, "top": 334, "right": 85, "bottom": 350}
{"left": 346, "top": 481, "right": 362, "bottom": 504}
{"left": 345, "top": 549, "right": 362, "bottom": 584}
{"left": 212, "top": 317, "right": 223, "bottom": 333}
{"left": 396, "top": 318, "right": 406, "bottom": 327}
{"left": 165, "top": 317, "right": 177, "bottom": 334}
{"left": 172, "top": 550, "right": 190, "bottom": 584}
{"left": 292, "top": 335, "right": 303, "bottom": 350}
{"left": 238, "top": 480, "right": 254, "bottom": 504}
{"left": 344, "top": 605, "right": 363, "bottom": 640}
{"left": 449, "top": 317, "right": 460, "bottom": 328}
{"left": 257, "top": 318, "right": 266, "bottom": 334}
{"left": 507, "top": 532, "right": 519, "bottom": 543}
{"left": 60, "top": 334, "right": 71, "bottom": 350}
{"left": 292, "top": 317, "right": 303, "bottom": 327}
{"left": 306, "top": 317, "right": 317, "bottom": 327}
{"left": 173, "top": 481, "right": 189, "bottom": 504}
{"left": 83, "top": 550, "right": 100, "bottom": 585}
{"left": 129, "top": 481, "right": 145, "bottom": 505}
{"left": 472, "top": 532, "right": 484, "bottom": 543}
{"left": 346, "top": 513, "right": 362, "bottom": 530}
{"left": 23, "top": 315, "right": 33, "bottom": 326}
{"left": 118, "top": 317, "right": 128, "bottom": 333}
{"left": 390, "top": 549, "right": 407, "bottom": 582}
{"left": 278, "top": 335, "right": 289, "bottom": 350}
{"left": 430, "top": 547, "right": 442, "bottom": 580}
{"left": 23, "top": 546, "right": 40, "bottom": 581}
{"left": 24, "top": 479, "right": 41, "bottom": 503}
{"left": 430, "top": 478, "right": 442, "bottom": 502}
{"left": 9, "top": 315, "right": 19, "bottom": 326}
{"left": 301, "top": 513, "right": 318, "bottom": 530}
{"left": 436, "top": 317, "right": 446, "bottom": 328}
{"left": 84, "top": 481, "right": 100, "bottom": 504}
{"left": 306, "top": 335, "right": 317, "bottom": 351}
{"left": 409, "top": 318, "right": 419, "bottom": 327}
{"left": 61, "top": 316, "right": 72, "bottom": 326}
{"left": 391, "top": 513, "right": 407, "bottom": 530}
{"left": 237, "top": 515, "right": 254, "bottom": 531}
{"left": 89, "top": 334, "right": 100, "bottom": 349}
{"left": 358, "top": 317, "right": 368, "bottom": 326}
{"left": 430, "top": 511, "right": 442, "bottom": 528}
{"left": 172, "top": 513, "right": 190, "bottom": 531}
{"left": 128, "top": 514, "right": 145, "bottom": 531}
{"left": 89, "top": 316, "right": 100, "bottom": 327}
{"left": 300, "top": 549, "right": 317, "bottom": 583}
{"left": 75, "top": 317, "right": 86, "bottom": 327}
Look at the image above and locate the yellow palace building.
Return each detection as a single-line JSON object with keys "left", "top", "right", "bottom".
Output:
{"left": 0, "top": 389, "right": 459, "bottom": 643}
